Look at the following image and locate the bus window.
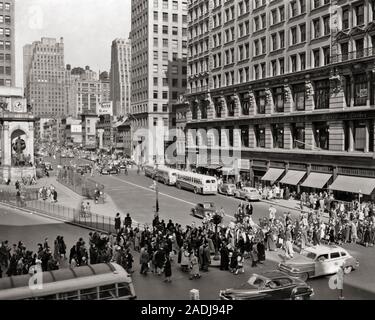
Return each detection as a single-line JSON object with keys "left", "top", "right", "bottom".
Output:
{"left": 58, "top": 290, "right": 79, "bottom": 300}
{"left": 206, "top": 180, "right": 211, "bottom": 183}
{"left": 211, "top": 180, "right": 216, "bottom": 183}
{"left": 117, "top": 282, "right": 132, "bottom": 297}
{"left": 99, "top": 284, "right": 117, "bottom": 299}
{"left": 37, "top": 294, "right": 57, "bottom": 300}
{"left": 80, "top": 287, "right": 98, "bottom": 300}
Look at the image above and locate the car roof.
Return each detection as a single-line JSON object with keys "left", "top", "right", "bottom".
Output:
{"left": 253, "top": 271, "right": 296, "bottom": 281}
{"left": 304, "top": 244, "right": 348, "bottom": 254}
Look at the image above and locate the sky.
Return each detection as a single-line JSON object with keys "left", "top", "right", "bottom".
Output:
{"left": 15, "top": 0, "right": 132, "bottom": 88}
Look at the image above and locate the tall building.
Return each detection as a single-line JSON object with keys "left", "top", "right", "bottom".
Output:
{"left": 66, "top": 66, "right": 110, "bottom": 117}
{"left": 185, "top": 0, "right": 375, "bottom": 199}
{"left": 0, "top": 0, "right": 15, "bottom": 87}
{"left": 23, "top": 37, "right": 66, "bottom": 117}
{"left": 130, "top": 0, "right": 188, "bottom": 165}
{"left": 110, "top": 38, "right": 131, "bottom": 116}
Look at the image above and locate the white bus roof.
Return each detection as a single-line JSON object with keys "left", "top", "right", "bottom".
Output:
{"left": 0, "top": 263, "right": 125, "bottom": 291}
{"left": 177, "top": 171, "right": 217, "bottom": 180}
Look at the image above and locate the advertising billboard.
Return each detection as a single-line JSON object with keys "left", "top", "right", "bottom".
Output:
{"left": 97, "top": 101, "right": 113, "bottom": 116}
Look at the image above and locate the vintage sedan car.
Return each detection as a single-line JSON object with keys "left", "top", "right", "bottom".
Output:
{"left": 220, "top": 271, "right": 314, "bottom": 300}
{"left": 191, "top": 202, "right": 217, "bottom": 219}
{"left": 234, "top": 187, "right": 261, "bottom": 201}
{"left": 218, "top": 183, "right": 237, "bottom": 196}
{"left": 278, "top": 244, "right": 359, "bottom": 282}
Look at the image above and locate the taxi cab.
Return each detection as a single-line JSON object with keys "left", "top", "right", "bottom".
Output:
{"left": 278, "top": 244, "right": 359, "bottom": 282}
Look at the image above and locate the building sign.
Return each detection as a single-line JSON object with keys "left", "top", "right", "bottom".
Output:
{"left": 86, "top": 135, "right": 96, "bottom": 147}
{"left": 239, "top": 159, "right": 250, "bottom": 170}
{"left": 97, "top": 101, "right": 113, "bottom": 116}
{"left": 359, "top": 89, "right": 368, "bottom": 98}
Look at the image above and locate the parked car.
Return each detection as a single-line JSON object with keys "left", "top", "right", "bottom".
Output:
{"left": 220, "top": 271, "right": 314, "bottom": 300}
{"left": 234, "top": 187, "right": 261, "bottom": 201}
{"left": 278, "top": 244, "right": 359, "bottom": 282}
{"left": 191, "top": 202, "right": 217, "bottom": 219}
{"left": 218, "top": 183, "right": 237, "bottom": 196}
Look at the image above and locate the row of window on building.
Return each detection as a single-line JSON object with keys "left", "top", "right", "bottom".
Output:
{"left": 190, "top": 120, "right": 374, "bottom": 153}
{"left": 0, "top": 3, "right": 11, "bottom": 11}
{"left": 207, "top": 49, "right": 330, "bottom": 88}
{"left": 153, "top": 77, "right": 187, "bottom": 88}
{"left": 153, "top": 11, "right": 188, "bottom": 23}
{"left": 192, "top": 74, "right": 375, "bottom": 116}
{"left": 210, "top": 0, "right": 368, "bottom": 30}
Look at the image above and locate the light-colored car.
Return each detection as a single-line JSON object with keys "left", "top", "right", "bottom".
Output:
{"left": 234, "top": 187, "right": 261, "bottom": 201}
{"left": 278, "top": 244, "right": 359, "bottom": 282}
{"left": 218, "top": 183, "right": 237, "bottom": 196}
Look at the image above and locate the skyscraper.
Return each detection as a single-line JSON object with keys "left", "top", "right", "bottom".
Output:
{"left": 130, "top": 0, "right": 188, "bottom": 165}
{"left": 110, "top": 38, "right": 131, "bottom": 116}
{"left": 23, "top": 37, "right": 66, "bottom": 117}
{"left": 0, "top": 0, "right": 15, "bottom": 87}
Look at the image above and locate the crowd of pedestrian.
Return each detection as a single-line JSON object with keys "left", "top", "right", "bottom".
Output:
{"left": 38, "top": 185, "right": 58, "bottom": 203}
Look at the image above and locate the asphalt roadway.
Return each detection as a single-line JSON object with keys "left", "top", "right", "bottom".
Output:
{"left": 19, "top": 155, "right": 374, "bottom": 299}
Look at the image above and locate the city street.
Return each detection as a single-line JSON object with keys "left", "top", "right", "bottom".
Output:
{"left": 3, "top": 157, "right": 375, "bottom": 299}
{"left": 1, "top": 204, "right": 375, "bottom": 299}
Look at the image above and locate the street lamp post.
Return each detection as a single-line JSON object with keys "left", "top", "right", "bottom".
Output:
{"left": 211, "top": 212, "right": 223, "bottom": 261}
{"left": 155, "top": 161, "right": 159, "bottom": 215}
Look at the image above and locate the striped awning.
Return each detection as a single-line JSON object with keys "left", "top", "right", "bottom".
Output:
{"left": 279, "top": 170, "right": 306, "bottom": 186}
{"left": 301, "top": 172, "right": 332, "bottom": 189}
{"left": 329, "top": 175, "right": 375, "bottom": 195}
{"left": 261, "top": 168, "right": 285, "bottom": 182}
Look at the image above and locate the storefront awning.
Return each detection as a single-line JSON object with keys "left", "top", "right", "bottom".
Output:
{"left": 261, "top": 168, "right": 284, "bottom": 182}
{"left": 329, "top": 175, "right": 375, "bottom": 195}
{"left": 301, "top": 172, "right": 332, "bottom": 189}
{"left": 279, "top": 170, "right": 306, "bottom": 186}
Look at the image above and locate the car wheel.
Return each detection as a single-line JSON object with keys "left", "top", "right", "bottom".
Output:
{"left": 343, "top": 266, "right": 353, "bottom": 274}
{"left": 299, "top": 273, "right": 309, "bottom": 282}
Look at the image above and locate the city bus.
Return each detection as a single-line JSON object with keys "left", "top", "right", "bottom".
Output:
{"left": 0, "top": 263, "right": 136, "bottom": 300}
{"left": 154, "top": 166, "right": 180, "bottom": 185}
{"left": 175, "top": 171, "right": 218, "bottom": 195}
{"left": 144, "top": 164, "right": 156, "bottom": 179}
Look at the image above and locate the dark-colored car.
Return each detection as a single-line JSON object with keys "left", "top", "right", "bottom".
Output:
{"left": 191, "top": 202, "right": 217, "bottom": 219}
{"left": 101, "top": 166, "right": 119, "bottom": 175}
{"left": 219, "top": 271, "right": 314, "bottom": 300}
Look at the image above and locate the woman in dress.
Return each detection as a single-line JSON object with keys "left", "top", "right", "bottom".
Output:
{"left": 189, "top": 251, "right": 200, "bottom": 280}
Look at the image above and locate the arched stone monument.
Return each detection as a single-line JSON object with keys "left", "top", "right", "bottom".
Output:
{"left": 0, "top": 87, "right": 36, "bottom": 182}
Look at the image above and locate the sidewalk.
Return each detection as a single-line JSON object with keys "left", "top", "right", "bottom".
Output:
{"left": 261, "top": 198, "right": 330, "bottom": 221}
{"left": 35, "top": 176, "right": 125, "bottom": 218}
